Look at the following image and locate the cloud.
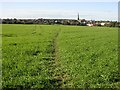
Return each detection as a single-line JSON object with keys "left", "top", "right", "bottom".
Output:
{"left": 1, "top": 7, "right": 117, "bottom": 21}
{"left": 1, "top": 0, "right": 119, "bottom": 2}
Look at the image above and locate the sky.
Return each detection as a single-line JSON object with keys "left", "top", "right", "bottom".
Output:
{"left": 1, "top": 1, "right": 118, "bottom": 21}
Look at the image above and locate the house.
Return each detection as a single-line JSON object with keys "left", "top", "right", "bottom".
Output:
{"left": 87, "top": 24, "right": 93, "bottom": 26}
{"left": 101, "top": 23, "right": 105, "bottom": 26}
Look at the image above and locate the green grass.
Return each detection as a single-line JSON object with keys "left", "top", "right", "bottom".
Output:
{"left": 57, "top": 26, "right": 119, "bottom": 88}
{"left": 2, "top": 24, "right": 119, "bottom": 88}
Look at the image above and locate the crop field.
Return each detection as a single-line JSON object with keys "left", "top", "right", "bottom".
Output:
{"left": 2, "top": 24, "right": 119, "bottom": 88}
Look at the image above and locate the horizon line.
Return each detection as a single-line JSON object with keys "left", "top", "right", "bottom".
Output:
{"left": 1, "top": 18, "right": 118, "bottom": 21}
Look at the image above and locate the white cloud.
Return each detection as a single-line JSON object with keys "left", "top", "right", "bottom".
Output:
{"left": 1, "top": 8, "right": 76, "bottom": 19}
{"left": 0, "top": 0, "right": 119, "bottom": 2}
{"left": 1, "top": 8, "right": 117, "bottom": 21}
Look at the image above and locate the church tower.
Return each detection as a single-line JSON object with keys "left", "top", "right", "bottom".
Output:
{"left": 78, "top": 13, "right": 79, "bottom": 20}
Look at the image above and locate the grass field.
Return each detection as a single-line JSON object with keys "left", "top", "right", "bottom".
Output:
{"left": 2, "top": 24, "right": 119, "bottom": 88}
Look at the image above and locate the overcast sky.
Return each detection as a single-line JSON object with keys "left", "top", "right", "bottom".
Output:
{"left": 1, "top": 1, "right": 118, "bottom": 21}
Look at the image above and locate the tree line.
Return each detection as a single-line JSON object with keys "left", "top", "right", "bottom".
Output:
{"left": 1, "top": 18, "right": 120, "bottom": 27}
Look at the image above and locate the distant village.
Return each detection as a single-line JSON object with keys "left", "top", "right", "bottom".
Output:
{"left": 1, "top": 14, "right": 119, "bottom": 27}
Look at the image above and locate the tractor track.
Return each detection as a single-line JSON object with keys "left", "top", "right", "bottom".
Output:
{"left": 51, "top": 28, "right": 63, "bottom": 87}
{"left": 43, "top": 27, "right": 70, "bottom": 88}
{"left": 48, "top": 28, "right": 67, "bottom": 88}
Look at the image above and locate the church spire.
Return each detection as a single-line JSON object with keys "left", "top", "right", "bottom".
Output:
{"left": 78, "top": 13, "right": 79, "bottom": 20}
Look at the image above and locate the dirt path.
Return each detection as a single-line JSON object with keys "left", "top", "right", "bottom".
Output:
{"left": 49, "top": 28, "right": 67, "bottom": 88}
{"left": 51, "top": 28, "right": 63, "bottom": 87}
{"left": 43, "top": 28, "right": 69, "bottom": 88}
